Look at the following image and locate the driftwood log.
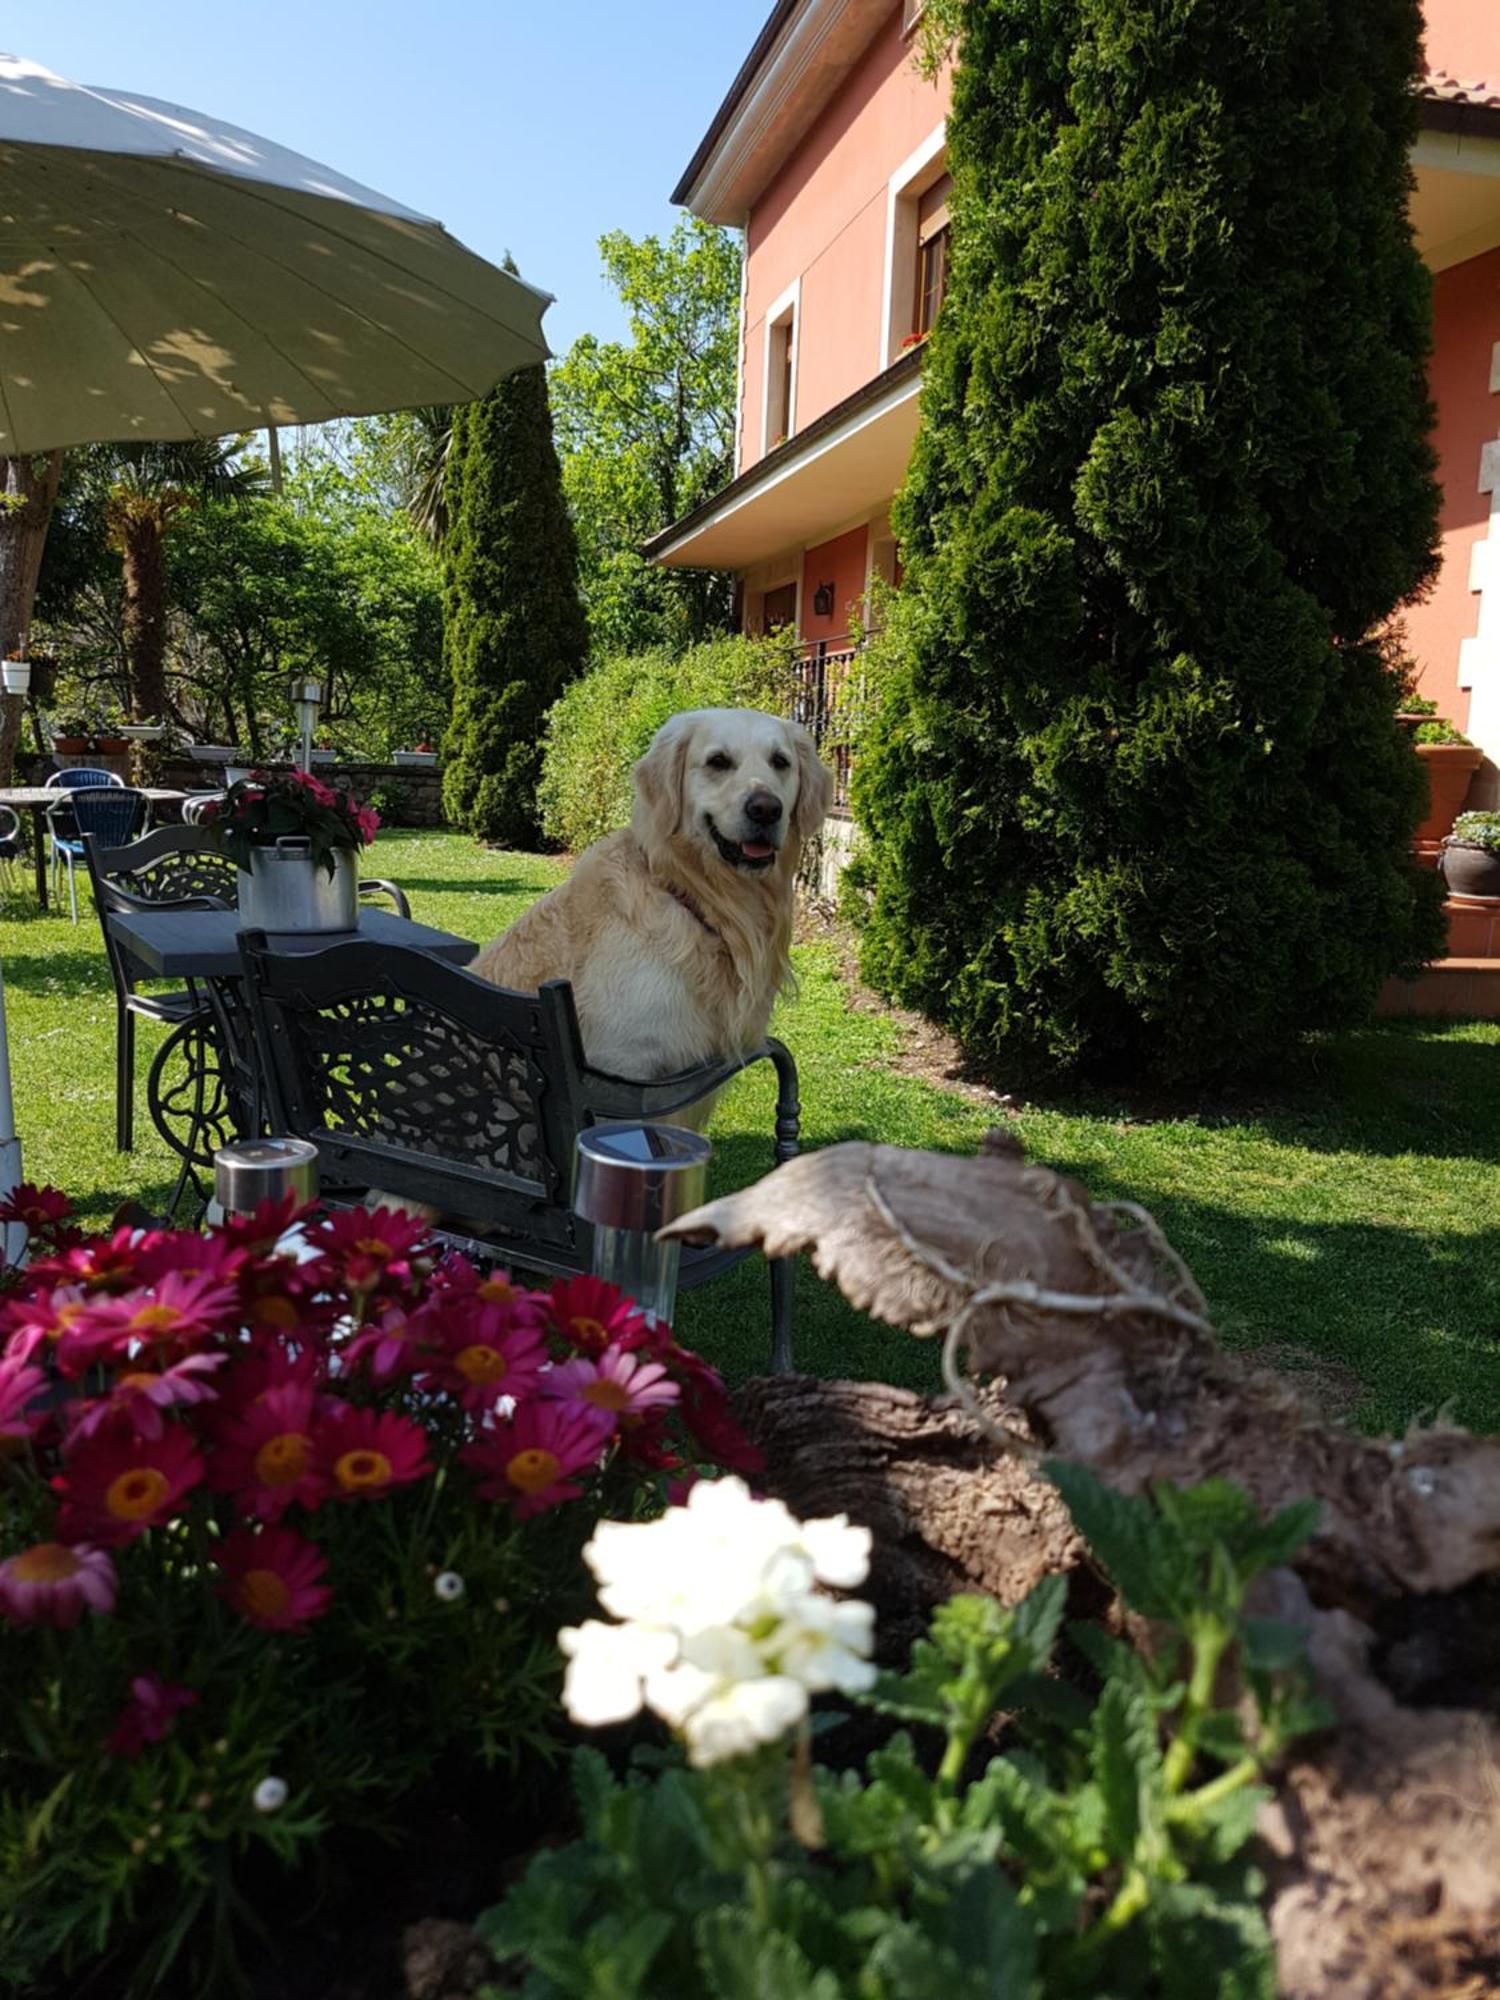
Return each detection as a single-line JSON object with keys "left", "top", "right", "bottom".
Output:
{"left": 665, "top": 1135, "right": 1500, "bottom": 2000}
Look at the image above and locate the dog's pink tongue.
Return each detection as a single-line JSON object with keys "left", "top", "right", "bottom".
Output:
{"left": 741, "top": 839, "right": 775, "bottom": 860}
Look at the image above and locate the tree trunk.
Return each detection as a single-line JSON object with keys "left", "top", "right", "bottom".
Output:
{"left": 120, "top": 511, "right": 169, "bottom": 722}
{"left": 0, "top": 451, "right": 62, "bottom": 783}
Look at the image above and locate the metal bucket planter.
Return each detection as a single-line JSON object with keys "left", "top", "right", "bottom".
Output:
{"left": 238, "top": 839, "right": 358, "bottom": 933}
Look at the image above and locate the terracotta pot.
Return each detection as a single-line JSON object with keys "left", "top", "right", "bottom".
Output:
{"left": 94, "top": 738, "right": 129, "bottom": 756}
{"left": 51, "top": 736, "right": 87, "bottom": 754}
{"left": 1414, "top": 742, "right": 1483, "bottom": 846}
{"left": 1439, "top": 840, "right": 1500, "bottom": 900}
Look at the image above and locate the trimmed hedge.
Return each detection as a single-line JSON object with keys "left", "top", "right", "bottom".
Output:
{"left": 856, "top": 0, "right": 1446, "bottom": 1083}
{"left": 537, "top": 634, "right": 797, "bottom": 853}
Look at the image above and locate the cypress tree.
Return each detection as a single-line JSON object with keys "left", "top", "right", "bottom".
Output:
{"left": 858, "top": 0, "right": 1445, "bottom": 1082}
{"left": 441, "top": 358, "right": 588, "bottom": 846}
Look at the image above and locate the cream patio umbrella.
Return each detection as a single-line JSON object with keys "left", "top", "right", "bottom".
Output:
{"left": 0, "top": 52, "right": 554, "bottom": 1241}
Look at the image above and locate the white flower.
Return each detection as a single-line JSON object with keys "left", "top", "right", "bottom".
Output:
{"left": 559, "top": 1477, "right": 876, "bottom": 1768}
{"left": 559, "top": 1618, "right": 677, "bottom": 1726}
{"left": 433, "top": 1571, "right": 465, "bottom": 1603}
{"left": 252, "top": 1776, "right": 289, "bottom": 1813}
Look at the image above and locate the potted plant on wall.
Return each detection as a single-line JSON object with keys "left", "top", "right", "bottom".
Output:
{"left": 1440, "top": 811, "right": 1500, "bottom": 900}
{"left": 393, "top": 742, "right": 438, "bottom": 769}
{"left": 1401, "top": 702, "right": 1484, "bottom": 847}
{"left": 200, "top": 768, "right": 380, "bottom": 932}
{"left": 48, "top": 714, "right": 92, "bottom": 755}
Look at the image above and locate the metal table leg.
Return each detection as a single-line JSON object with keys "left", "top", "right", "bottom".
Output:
{"left": 30, "top": 805, "right": 47, "bottom": 911}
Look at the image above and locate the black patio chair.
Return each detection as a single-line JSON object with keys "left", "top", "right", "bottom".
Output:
{"left": 236, "top": 931, "right": 800, "bottom": 1371}
{"left": 83, "top": 826, "right": 417, "bottom": 1153}
{"left": 83, "top": 827, "right": 237, "bottom": 1153}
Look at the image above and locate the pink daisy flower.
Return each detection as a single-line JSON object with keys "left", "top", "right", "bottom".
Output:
{"left": 66, "top": 1352, "right": 226, "bottom": 1445}
{"left": 107, "top": 1674, "right": 199, "bottom": 1759}
{"left": 216, "top": 1525, "right": 331, "bottom": 1633}
{"left": 208, "top": 1382, "right": 329, "bottom": 1520}
{"left": 1, "top": 1284, "right": 92, "bottom": 1365}
{"left": 340, "top": 1299, "right": 434, "bottom": 1384}
{"left": 546, "top": 1275, "right": 652, "bottom": 1356}
{"left": 316, "top": 1404, "right": 430, "bottom": 1502}
{"left": 417, "top": 1299, "right": 548, "bottom": 1410}
{"left": 306, "top": 1207, "right": 431, "bottom": 1295}
{"left": 541, "top": 1345, "right": 680, "bottom": 1425}
{"left": 56, "top": 1424, "right": 204, "bottom": 1546}
{"left": 0, "top": 1183, "right": 72, "bottom": 1235}
{"left": 0, "top": 1353, "right": 50, "bottom": 1446}
{"left": 0, "top": 1541, "right": 116, "bottom": 1627}
{"left": 57, "top": 1271, "right": 239, "bottom": 1376}
{"left": 462, "top": 1403, "right": 608, "bottom": 1520}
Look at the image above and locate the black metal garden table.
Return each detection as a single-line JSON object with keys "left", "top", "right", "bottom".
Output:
{"left": 107, "top": 907, "right": 479, "bottom": 1216}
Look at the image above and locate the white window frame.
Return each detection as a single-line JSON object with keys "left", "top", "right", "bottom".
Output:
{"left": 881, "top": 124, "right": 948, "bottom": 368}
{"left": 761, "top": 278, "right": 802, "bottom": 456}
{"left": 902, "top": 0, "right": 925, "bottom": 31}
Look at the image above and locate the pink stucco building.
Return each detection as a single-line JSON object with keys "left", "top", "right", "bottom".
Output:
{"left": 650, "top": 0, "right": 1500, "bottom": 795}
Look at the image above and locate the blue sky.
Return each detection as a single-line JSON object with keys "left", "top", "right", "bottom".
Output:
{"left": 12, "top": 0, "right": 769, "bottom": 356}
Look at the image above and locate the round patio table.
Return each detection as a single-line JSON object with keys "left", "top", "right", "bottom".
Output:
{"left": 0, "top": 787, "right": 190, "bottom": 911}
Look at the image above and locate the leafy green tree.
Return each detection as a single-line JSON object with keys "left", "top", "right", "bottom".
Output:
{"left": 441, "top": 363, "right": 589, "bottom": 845}
{"left": 858, "top": 0, "right": 1445, "bottom": 1083}
{"left": 98, "top": 441, "right": 265, "bottom": 721}
{"left": 552, "top": 220, "right": 740, "bottom": 653}
{"left": 168, "top": 495, "right": 443, "bottom": 759}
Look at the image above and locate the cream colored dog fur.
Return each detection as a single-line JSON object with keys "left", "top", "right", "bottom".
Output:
{"left": 473, "top": 708, "right": 833, "bottom": 1081}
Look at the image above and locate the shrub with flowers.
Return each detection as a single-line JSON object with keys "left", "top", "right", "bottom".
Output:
{"left": 0, "top": 1188, "right": 761, "bottom": 1996}
{"left": 199, "top": 767, "right": 381, "bottom": 878}
{"left": 486, "top": 1469, "right": 1330, "bottom": 1997}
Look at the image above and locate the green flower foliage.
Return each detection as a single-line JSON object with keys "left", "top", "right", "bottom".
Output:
{"left": 482, "top": 1466, "right": 1328, "bottom": 1997}
{"left": 857, "top": 0, "right": 1446, "bottom": 1082}
{"left": 537, "top": 633, "right": 798, "bottom": 853}
{"left": 440, "top": 362, "right": 589, "bottom": 848}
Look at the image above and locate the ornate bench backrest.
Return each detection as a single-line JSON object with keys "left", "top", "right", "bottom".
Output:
{"left": 237, "top": 933, "right": 589, "bottom": 1255}
{"left": 92, "top": 825, "right": 240, "bottom": 908}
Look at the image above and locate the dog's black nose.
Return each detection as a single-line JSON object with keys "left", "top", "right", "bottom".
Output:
{"left": 744, "top": 791, "right": 783, "bottom": 828}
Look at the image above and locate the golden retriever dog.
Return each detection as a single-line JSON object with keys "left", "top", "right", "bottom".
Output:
{"left": 473, "top": 708, "right": 834, "bottom": 1085}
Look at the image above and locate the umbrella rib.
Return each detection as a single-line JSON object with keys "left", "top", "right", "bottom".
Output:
{"left": 136, "top": 155, "right": 549, "bottom": 369}
{"left": 56, "top": 256, "right": 212, "bottom": 438}
{"left": 109, "top": 227, "right": 367, "bottom": 422}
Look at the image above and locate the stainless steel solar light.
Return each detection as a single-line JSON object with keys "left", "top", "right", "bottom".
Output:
{"left": 573, "top": 1123, "right": 711, "bottom": 1327}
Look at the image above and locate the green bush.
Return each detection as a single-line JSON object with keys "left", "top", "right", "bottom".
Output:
{"left": 857, "top": 0, "right": 1446, "bottom": 1083}
{"left": 537, "top": 633, "right": 798, "bottom": 853}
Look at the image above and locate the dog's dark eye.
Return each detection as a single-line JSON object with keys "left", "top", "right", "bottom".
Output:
{"left": 705, "top": 752, "right": 734, "bottom": 772}
{"left": 770, "top": 752, "right": 791, "bottom": 772}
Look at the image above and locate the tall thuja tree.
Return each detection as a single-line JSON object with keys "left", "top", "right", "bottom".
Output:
{"left": 441, "top": 360, "right": 588, "bottom": 845}
{"left": 858, "top": 0, "right": 1445, "bottom": 1082}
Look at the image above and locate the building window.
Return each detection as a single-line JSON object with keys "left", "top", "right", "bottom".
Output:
{"left": 915, "top": 173, "right": 951, "bottom": 336}
{"left": 761, "top": 582, "right": 798, "bottom": 633}
{"left": 765, "top": 298, "right": 798, "bottom": 447}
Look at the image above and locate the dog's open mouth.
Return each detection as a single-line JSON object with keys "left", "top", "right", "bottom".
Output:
{"left": 707, "top": 816, "right": 778, "bottom": 870}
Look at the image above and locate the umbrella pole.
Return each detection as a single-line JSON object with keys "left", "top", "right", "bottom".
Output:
{"left": 0, "top": 958, "right": 25, "bottom": 1267}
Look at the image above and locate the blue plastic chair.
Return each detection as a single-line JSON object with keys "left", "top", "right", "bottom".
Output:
{"left": 45, "top": 768, "right": 125, "bottom": 792}
{"left": 48, "top": 787, "right": 148, "bottom": 922}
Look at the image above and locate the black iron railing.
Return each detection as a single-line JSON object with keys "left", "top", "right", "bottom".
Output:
{"left": 791, "top": 638, "right": 868, "bottom": 816}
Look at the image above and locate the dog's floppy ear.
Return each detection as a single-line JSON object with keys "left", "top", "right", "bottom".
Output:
{"left": 789, "top": 721, "right": 835, "bottom": 841}
{"left": 633, "top": 714, "right": 692, "bottom": 849}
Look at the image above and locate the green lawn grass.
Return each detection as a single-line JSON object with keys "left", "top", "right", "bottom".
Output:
{"left": 4, "top": 828, "right": 1497, "bottom": 1436}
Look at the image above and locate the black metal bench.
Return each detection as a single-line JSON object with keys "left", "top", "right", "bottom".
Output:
{"left": 235, "top": 930, "right": 799, "bottom": 1371}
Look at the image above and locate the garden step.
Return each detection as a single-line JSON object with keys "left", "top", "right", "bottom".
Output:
{"left": 1441, "top": 893, "right": 1500, "bottom": 959}
{"left": 1378, "top": 956, "right": 1500, "bottom": 1017}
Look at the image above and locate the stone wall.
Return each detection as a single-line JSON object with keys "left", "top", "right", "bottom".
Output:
{"left": 14, "top": 753, "right": 447, "bottom": 828}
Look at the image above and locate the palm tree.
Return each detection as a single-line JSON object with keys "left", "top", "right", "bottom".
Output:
{"left": 100, "top": 439, "right": 265, "bottom": 721}
{"left": 399, "top": 405, "right": 454, "bottom": 547}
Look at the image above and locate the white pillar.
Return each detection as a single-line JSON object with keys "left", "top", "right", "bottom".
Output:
{"left": 1458, "top": 345, "right": 1500, "bottom": 794}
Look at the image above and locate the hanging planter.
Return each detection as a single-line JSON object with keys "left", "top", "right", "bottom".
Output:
{"left": 1, "top": 657, "right": 31, "bottom": 696}
{"left": 116, "top": 721, "right": 166, "bottom": 741}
